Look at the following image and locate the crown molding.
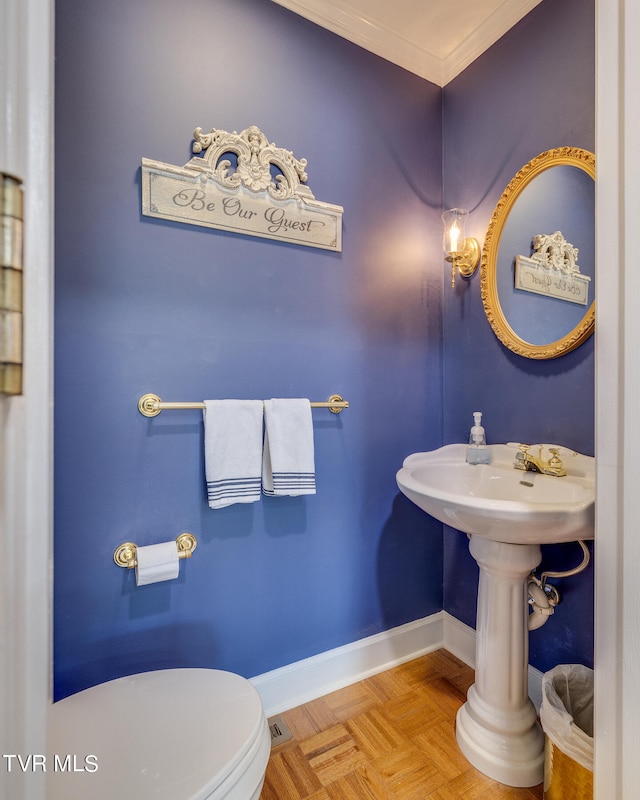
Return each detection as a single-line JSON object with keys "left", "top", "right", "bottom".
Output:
{"left": 272, "top": 0, "right": 543, "bottom": 87}
{"left": 441, "top": 0, "right": 543, "bottom": 85}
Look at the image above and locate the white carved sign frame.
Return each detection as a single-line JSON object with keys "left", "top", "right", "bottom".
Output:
{"left": 141, "top": 125, "right": 343, "bottom": 251}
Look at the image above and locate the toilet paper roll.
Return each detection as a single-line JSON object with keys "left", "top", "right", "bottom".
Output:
{"left": 135, "top": 541, "right": 180, "bottom": 586}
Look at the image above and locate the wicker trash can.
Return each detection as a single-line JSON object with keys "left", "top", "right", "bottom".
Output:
{"left": 540, "top": 664, "right": 593, "bottom": 800}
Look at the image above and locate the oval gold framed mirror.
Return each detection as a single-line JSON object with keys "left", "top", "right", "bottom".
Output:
{"left": 481, "top": 147, "right": 595, "bottom": 359}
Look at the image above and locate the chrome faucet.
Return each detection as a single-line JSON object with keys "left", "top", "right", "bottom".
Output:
{"left": 514, "top": 445, "right": 566, "bottom": 477}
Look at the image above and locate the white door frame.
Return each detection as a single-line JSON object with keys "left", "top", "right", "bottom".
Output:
{"left": 594, "top": 0, "right": 640, "bottom": 795}
{"left": 0, "top": 1, "right": 53, "bottom": 799}
{"left": 1, "top": 0, "right": 637, "bottom": 796}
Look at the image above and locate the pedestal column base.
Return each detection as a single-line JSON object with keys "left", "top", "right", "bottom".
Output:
{"left": 456, "top": 685, "right": 544, "bottom": 787}
{"left": 455, "top": 535, "right": 545, "bottom": 787}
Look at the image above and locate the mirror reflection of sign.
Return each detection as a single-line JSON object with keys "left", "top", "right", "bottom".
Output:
{"left": 141, "top": 125, "right": 343, "bottom": 251}
{"left": 515, "top": 231, "right": 590, "bottom": 306}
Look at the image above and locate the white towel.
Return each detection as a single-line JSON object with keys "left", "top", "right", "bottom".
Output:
{"left": 262, "top": 399, "right": 316, "bottom": 496}
{"left": 203, "top": 400, "right": 264, "bottom": 509}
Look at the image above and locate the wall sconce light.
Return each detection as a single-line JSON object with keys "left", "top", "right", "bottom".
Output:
{"left": 441, "top": 208, "right": 480, "bottom": 288}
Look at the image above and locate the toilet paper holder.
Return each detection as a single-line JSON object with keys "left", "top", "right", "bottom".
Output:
{"left": 113, "top": 532, "right": 197, "bottom": 569}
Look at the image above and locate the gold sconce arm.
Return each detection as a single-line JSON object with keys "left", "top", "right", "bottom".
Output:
{"left": 442, "top": 207, "right": 481, "bottom": 289}
{"left": 446, "top": 237, "right": 481, "bottom": 288}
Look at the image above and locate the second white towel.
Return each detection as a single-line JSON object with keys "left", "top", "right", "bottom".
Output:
{"left": 262, "top": 398, "right": 316, "bottom": 496}
{"left": 203, "top": 399, "right": 264, "bottom": 509}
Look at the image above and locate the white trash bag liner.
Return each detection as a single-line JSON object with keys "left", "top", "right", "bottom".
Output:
{"left": 540, "top": 664, "right": 594, "bottom": 772}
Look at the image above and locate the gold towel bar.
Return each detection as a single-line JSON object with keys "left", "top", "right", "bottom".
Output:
{"left": 137, "top": 392, "right": 349, "bottom": 417}
{"left": 113, "top": 532, "right": 197, "bottom": 569}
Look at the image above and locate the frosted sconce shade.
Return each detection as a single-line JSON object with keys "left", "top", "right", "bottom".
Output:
{"left": 442, "top": 208, "right": 469, "bottom": 256}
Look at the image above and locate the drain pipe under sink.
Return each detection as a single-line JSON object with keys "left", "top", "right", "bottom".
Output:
{"left": 527, "top": 540, "right": 591, "bottom": 631}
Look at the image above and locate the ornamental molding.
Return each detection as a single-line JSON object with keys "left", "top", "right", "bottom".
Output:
{"left": 141, "top": 125, "right": 343, "bottom": 251}
{"left": 186, "top": 125, "right": 314, "bottom": 201}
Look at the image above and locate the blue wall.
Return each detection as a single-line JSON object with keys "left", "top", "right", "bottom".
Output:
{"left": 54, "top": 0, "right": 595, "bottom": 700}
{"left": 442, "top": 0, "right": 595, "bottom": 671}
{"left": 54, "top": 0, "right": 445, "bottom": 700}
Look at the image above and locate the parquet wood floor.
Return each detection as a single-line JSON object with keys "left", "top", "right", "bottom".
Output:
{"left": 260, "top": 649, "right": 543, "bottom": 800}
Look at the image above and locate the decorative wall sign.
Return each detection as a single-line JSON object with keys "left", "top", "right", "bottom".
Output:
{"left": 515, "top": 231, "right": 590, "bottom": 306}
{"left": 141, "top": 125, "right": 343, "bottom": 251}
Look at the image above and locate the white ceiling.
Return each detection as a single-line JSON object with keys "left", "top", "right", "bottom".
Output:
{"left": 271, "top": 0, "right": 543, "bottom": 86}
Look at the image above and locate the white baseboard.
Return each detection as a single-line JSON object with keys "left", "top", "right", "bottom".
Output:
{"left": 442, "top": 612, "right": 477, "bottom": 668}
{"left": 528, "top": 664, "right": 544, "bottom": 712}
{"left": 250, "top": 611, "right": 543, "bottom": 717}
{"left": 250, "top": 612, "right": 445, "bottom": 716}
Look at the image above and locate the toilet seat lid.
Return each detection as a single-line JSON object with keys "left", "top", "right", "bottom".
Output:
{"left": 49, "top": 668, "right": 267, "bottom": 800}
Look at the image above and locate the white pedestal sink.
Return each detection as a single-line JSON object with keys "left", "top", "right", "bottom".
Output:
{"left": 396, "top": 443, "right": 595, "bottom": 787}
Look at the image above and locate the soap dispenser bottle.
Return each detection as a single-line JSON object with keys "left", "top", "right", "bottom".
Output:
{"left": 466, "top": 411, "right": 490, "bottom": 464}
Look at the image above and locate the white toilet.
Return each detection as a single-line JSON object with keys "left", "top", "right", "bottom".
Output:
{"left": 48, "top": 668, "right": 271, "bottom": 799}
